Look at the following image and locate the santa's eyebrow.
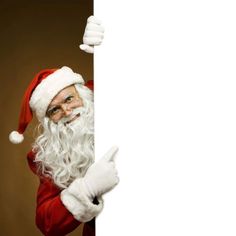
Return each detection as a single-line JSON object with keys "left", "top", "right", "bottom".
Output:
{"left": 64, "top": 94, "right": 75, "bottom": 100}
{"left": 47, "top": 93, "right": 77, "bottom": 110}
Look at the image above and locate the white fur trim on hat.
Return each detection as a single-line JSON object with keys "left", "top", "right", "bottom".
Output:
{"left": 29, "top": 66, "right": 84, "bottom": 120}
{"left": 9, "top": 131, "right": 24, "bottom": 144}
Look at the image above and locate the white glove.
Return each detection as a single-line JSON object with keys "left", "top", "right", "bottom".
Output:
{"left": 60, "top": 146, "right": 119, "bottom": 222}
{"left": 67, "top": 146, "right": 119, "bottom": 200}
{"left": 80, "top": 15, "right": 104, "bottom": 54}
{"left": 83, "top": 146, "right": 119, "bottom": 198}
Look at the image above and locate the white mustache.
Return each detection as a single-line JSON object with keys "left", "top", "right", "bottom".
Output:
{"left": 59, "top": 107, "right": 86, "bottom": 124}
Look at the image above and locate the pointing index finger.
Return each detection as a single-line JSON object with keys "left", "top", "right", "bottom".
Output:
{"left": 103, "top": 146, "right": 119, "bottom": 162}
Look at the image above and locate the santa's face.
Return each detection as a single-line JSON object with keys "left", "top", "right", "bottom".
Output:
{"left": 46, "top": 85, "right": 83, "bottom": 123}
{"left": 34, "top": 84, "right": 94, "bottom": 188}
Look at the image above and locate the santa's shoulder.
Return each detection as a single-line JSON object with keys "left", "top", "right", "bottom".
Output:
{"left": 85, "top": 80, "right": 93, "bottom": 91}
{"left": 27, "top": 150, "right": 38, "bottom": 175}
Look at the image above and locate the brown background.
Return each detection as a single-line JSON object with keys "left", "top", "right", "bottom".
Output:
{"left": 0, "top": 1, "right": 93, "bottom": 235}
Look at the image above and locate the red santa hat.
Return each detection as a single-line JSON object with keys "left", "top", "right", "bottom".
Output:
{"left": 9, "top": 66, "right": 84, "bottom": 144}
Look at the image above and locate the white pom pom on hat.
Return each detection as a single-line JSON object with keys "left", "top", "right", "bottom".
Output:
{"left": 9, "top": 131, "right": 24, "bottom": 144}
{"left": 9, "top": 66, "right": 84, "bottom": 144}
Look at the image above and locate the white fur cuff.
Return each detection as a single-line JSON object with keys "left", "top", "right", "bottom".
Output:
{"left": 60, "top": 181, "right": 103, "bottom": 222}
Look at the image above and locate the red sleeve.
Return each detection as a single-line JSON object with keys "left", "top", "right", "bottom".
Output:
{"left": 36, "top": 177, "right": 81, "bottom": 236}
{"left": 83, "top": 218, "right": 95, "bottom": 236}
{"left": 27, "top": 151, "right": 95, "bottom": 236}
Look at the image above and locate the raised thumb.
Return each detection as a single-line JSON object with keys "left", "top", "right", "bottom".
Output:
{"left": 80, "top": 44, "right": 94, "bottom": 53}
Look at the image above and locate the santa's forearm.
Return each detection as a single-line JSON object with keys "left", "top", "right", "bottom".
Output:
{"left": 36, "top": 178, "right": 82, "bottom": 236}
{"left": 36, "top": 196, "right": 80, "bottom": 236}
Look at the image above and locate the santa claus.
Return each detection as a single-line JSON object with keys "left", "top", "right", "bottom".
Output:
{"left": 9, "top": 16, "right": 119, "bottom": 236}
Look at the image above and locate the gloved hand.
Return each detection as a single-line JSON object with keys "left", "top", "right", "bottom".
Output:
{"left": 60, "top": 146, "right": 119, "bottom": 222}
{"left": 83, "top": 146, "right": 119, "bottom": 199}
{"left": 80, "top": 15, "right": 104, "bottom": 54}
{"left": 67, "top": 146, "right": 119, "bottom": 200}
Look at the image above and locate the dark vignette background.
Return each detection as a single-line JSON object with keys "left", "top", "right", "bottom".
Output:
{"left": 0, "top": 1, "right": 93, "bottom": 235}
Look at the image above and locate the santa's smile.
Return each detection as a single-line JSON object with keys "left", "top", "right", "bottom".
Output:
{"left": 66, "top": 113, "right": 81, "bottom": 124}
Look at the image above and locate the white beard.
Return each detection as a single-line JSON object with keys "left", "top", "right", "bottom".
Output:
{"left": 33, "top": 84, "right": 94, "bottom": 189}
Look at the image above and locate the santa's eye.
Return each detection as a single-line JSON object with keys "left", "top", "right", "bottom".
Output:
{"left": 47, "top": 106, "right": 60, "bottom": 117}
{"left": 65, "top": 95, "right": 74, "bottom": 103}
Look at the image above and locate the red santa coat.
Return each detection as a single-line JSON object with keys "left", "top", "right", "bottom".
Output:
{"left": 26, "top": 80, "right": 96, "bottom": 236}
{"left": 27, "top": 151, "right": 95, "bottom": 236}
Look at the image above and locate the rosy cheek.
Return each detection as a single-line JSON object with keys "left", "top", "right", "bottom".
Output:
{"left": 51, "top": 114, "right": 63, "bottom": 123}
{"left": 80, "top": 99, "right": 84, "bottom": 107}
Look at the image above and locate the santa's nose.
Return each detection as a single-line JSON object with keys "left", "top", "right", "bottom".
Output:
{"left": 61, "top": 104, "right": 72, "bottom": 116}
